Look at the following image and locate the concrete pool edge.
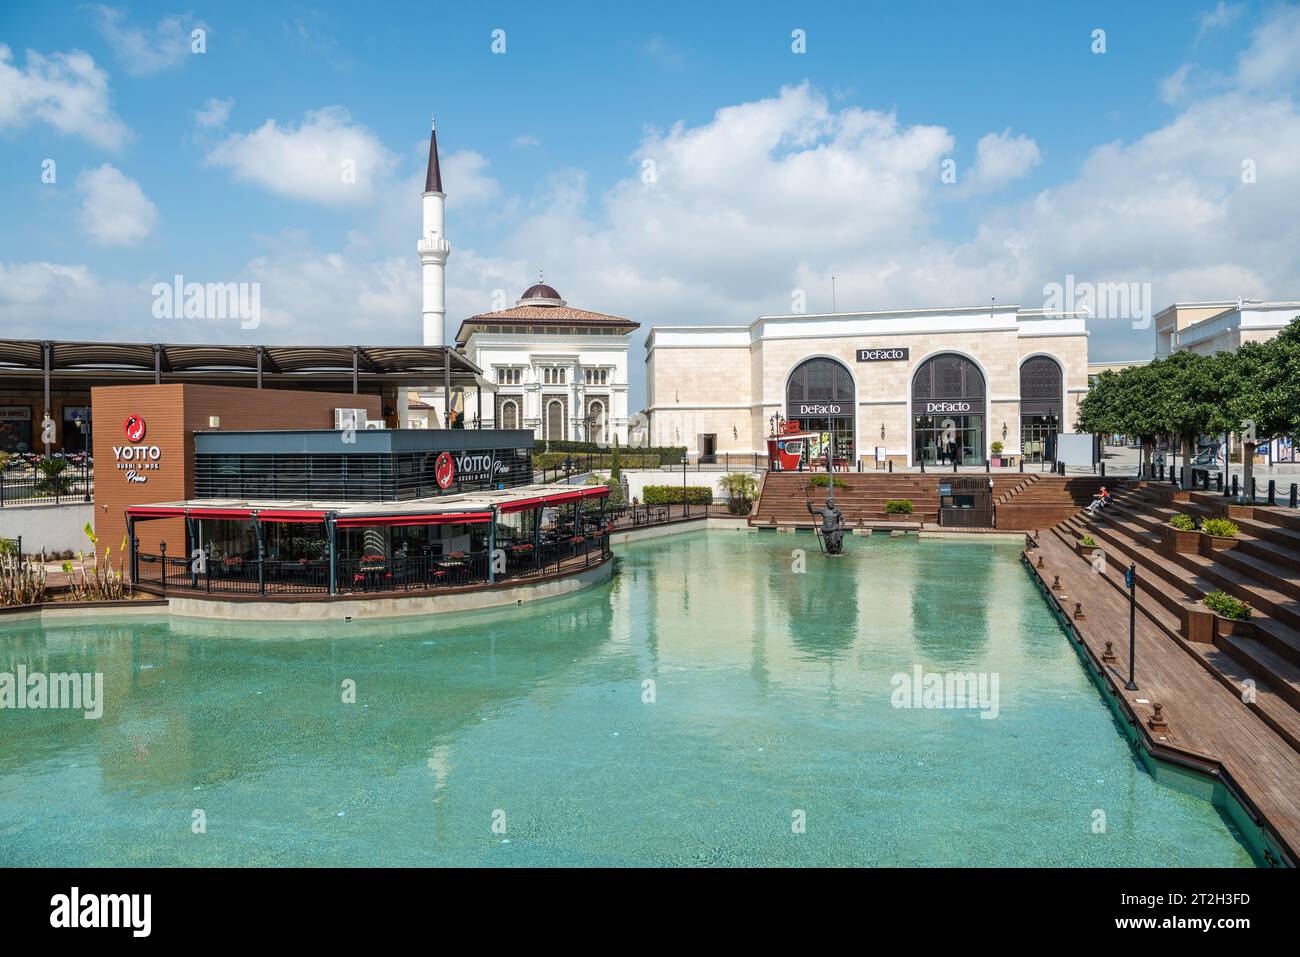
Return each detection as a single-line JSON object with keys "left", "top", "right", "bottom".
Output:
{"left": 1021, "top": 551, "right": 1292, "bottom": 868}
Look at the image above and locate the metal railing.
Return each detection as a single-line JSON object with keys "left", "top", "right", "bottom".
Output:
{"left": 134, "top": 532, "right": 611, "bottom": 597}
{"left": 0, "top": 464, "right": 93, "bottom": 507}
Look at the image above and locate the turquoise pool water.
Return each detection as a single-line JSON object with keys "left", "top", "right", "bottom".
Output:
{"left": 0, "top": 532, "right": 1255, "bottom": 866}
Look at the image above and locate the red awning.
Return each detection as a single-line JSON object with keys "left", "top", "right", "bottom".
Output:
{"left": 126, "top": 506, "right": 192, "bottom": 518}
{"left": 499, "top": 486, "right": 609, "bottom": 514}
{"left": 334, "top": 511, "right": 493, "bottom": 528}
{"left": 256, "top": 510, "right": 327, "bottom": 523}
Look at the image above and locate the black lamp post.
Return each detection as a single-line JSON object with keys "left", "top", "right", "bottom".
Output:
{"left": 73, "top": 412, "right": 91, "bottom": 503}
{"left": 681, "top": 454, "right": 688, "bottom": 514}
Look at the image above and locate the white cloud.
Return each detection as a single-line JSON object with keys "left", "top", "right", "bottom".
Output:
{"left": 0, "top": 43, "right": 130, "bottom": 150}
{"left": 194, "top": 96, "right": 233, "bottom": 128}
{"left": 1197, "top": 2, "right": 1244, "bottom": 40}
{"left": 91, "top": 5, "right": 202, "bottom": 77}
{"left": 441, "top": 151, "right": 501, "bottom": 206}
{"left": 966, "top": 129, "right": 1041, "bottom": 191}
{"left": 1236, "top": 2, "right": 1300, "bottom": 89}
{"left": 77, "top": 164, "right": 158, "bottom": 246}
{"left": 513, "top": 134, "right": 542, "bottom": 148}
{"left": 1160, "top": 63, "right": 1193, "bottom": 104}
{"left": 204, "top": 106, "right": 397, "bottom": 205}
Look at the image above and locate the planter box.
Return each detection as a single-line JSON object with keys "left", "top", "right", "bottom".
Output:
{"left": 1162, "top": 526, "right": 1200, "bottom": 557}
{"left": 1154, "top": 486, "right": 1191, "bottom": 504}
{"left": 1199, "top": 533, "right": 1239, "bottom": 556}
{"left": 1181, "top": 603, "right": 1255, "bottom": 644}
{"left": 1077, "top": 543, "right": 1101, "bottom": 560}
{"left": 1224, "top": 504, "right": 1255, "bottom": 521}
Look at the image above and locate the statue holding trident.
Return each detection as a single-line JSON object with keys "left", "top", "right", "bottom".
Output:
{"left": 805, "top": 435, "right": 847, "bottom": 555}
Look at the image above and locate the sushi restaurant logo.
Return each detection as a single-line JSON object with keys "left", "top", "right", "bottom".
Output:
{"left": 0, "top": 666, "right": 104, "bottom": 719}
{"left": 112, "top": 414, "right": 162, "bottom": 484}
{"left": 890, "top": 665, "right": 1000, "bottom": 719}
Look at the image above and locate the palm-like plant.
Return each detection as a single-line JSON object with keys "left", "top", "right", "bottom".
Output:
{"left": 34, "top": 456, "right": 77, "bottom": 496}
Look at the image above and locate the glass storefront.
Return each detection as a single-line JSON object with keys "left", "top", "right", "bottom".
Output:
{"left": 1019, "top": 356, "right": 1063, "bottom": 466}
{"left": 1020, "top": 414, "right": 1059, "bottom": 464}
{"left": 913, "top": 414, "right": 984, "bottom": 466}
{"left": 911, "top": 354, "right": 986, "bottom": 466}
{"left": 786, "top": 356, "right": 856, "bottom": 467}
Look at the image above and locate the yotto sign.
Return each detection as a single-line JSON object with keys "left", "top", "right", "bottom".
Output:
{"left": 856, "top": 347, "right": 909, "bottom": 362}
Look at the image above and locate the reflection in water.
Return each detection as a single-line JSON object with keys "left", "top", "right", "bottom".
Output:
{"left": 0, "top": 534, "right": 1255, "bottom": 867}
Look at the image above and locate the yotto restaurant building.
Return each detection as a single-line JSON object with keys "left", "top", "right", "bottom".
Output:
{"left": 645, "top": 304, "right": 1089, "bottom": 467}
{"left": 91, "top": 382, "right": 612, "bottom": 618}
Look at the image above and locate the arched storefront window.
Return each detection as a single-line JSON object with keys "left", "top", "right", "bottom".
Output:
{"left": 586, "top": 400, "right": 606, "bottom": 444}
{"left": 546, "top": 399, "right": 565, "bottom": 440}
{"left": 912, "top": 354, "right": 986, "bottom": 466}
{"left": 1020, "top": 356, "right": 1063, "bottom": 464}
{"left": 499, "top": 399, "right": 519, "bottom": 431}
{"left": 785, "top": 357, "right": 855, "bottom": 464}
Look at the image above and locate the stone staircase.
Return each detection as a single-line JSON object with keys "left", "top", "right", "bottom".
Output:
{"left": 1047, "top": 483, "right": 1300, "bottom": 752}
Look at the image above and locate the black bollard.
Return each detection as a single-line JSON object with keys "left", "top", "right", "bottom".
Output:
{"left": 1268, "top": 480, "right": 1276, "bottom": 506}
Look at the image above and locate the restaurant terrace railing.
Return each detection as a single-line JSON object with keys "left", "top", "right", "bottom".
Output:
{"left": 133, "top": 530, "right": 612, "bottom": 597}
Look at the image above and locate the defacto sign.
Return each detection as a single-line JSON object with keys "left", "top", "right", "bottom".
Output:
{"left": 790, "top": 402, "right": 846, "bottom": 417}
{"left": 856, "top": 347, "right": 910, "bottom": 362}
{"left": 924, "top": 401, "right": 973, "bottom": 415}
{"left": 112, "top": 413, "right": 161, "bottom": 484}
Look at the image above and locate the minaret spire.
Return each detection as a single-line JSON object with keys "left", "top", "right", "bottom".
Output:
{"left": 419, "top": 113, "right": 450, "bottom": 346}
{"left": 424, "top": 115, "right": 443, "bottom": 194}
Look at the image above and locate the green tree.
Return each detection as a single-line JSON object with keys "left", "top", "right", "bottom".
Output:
{"left": 1155, "top": 351, "right": 1236, "bottom": 485}
{"left": 605, "top": 438, "right": 625, "bottom": 507}
{"left": 1226, "top": 317, "right": 1300, "bottom": 498}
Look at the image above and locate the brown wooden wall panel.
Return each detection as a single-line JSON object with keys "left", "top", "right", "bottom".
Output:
{"left": 91, "top": 384, "right": 381, "bottom": 564}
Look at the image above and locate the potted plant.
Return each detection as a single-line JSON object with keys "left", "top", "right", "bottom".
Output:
{"left": 1183, "top": 590, "right": 1253, "bottom": 643}
{"left": 1199, "top": 516, "right": 1240, "bottom": 554}
{"left": 990, "top": 441, "right": 1004, "bottom": 468}
{"left": 1162, "top": 513, "right": 1200, "bottom": 556}
{"left": 1077, "top": 534, "right": 1101, "bottom": 559}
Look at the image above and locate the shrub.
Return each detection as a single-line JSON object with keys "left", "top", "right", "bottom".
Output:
{"left": 990, "top": 441, "right": 1004, "bottom": 456}
{"left": 1169, "top": 514, "right": 1197, "bottom": 531}
{"left": 0, "top": 553, "right": 46, "bottom": 607}
{"left": 535, "top": 451, "right": 658, "bottom": 470}
{"left": 642, "top": 485, "right": 713, "bottom": 506}
{"left": 720, "top": 473, "right": 758, "bottom": 513}
{"left": 1200, "top": 517, "right": 1239, "bottom": 538}
{"left": 1080, "top": 535, "right": 1098, "bottom": 547}
{"left": 807, "top": 474, "right": 847, "bottom": 489}
{"left": 536, "top": 440, "right": 686, "bottom": 467}
{"left": 34, "top": 457, "right": 77, "bottom": 496}
{"left": 884, "top": 499, "right": 914, "bottom": 514}
{"left": 1203, "top": 590, "right": 1251, "bottom": 620}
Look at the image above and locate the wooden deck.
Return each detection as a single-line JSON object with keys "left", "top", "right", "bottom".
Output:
{"left": 1025, "top": 530, "right": 1300, "bottom": 866}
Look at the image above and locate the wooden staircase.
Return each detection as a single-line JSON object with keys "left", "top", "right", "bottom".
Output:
{"left": 996, "top": 475, "right": 1118, "bottom": 530}
{"left": 1047, "top": 483, "right": 1300, "bottom": 754}
{"left": 750, "top": 472, "right": 940, "bottom": 526}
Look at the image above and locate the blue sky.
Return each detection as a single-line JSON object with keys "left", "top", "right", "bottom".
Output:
{"left": 2, "top": 1, "right": 1298, "bottom": 407}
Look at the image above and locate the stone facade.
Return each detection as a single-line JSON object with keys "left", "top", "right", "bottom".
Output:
{"left": 645, "top": 305, "right": 1089, "bottom": 466}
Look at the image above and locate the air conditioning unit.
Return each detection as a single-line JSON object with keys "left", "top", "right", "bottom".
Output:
{"left": 334, "top": 408, "right": 367, "bottom": 430}
{"left": 363, "top": 421, "right": 386, "bottom": 431}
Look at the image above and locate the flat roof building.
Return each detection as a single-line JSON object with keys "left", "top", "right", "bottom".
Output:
{"left": 645, "top": 303, "right": 1088, "bottom": 468}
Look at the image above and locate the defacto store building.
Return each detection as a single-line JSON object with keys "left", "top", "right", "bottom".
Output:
{"left": 644, "top": 304, "right": 1089, "bottom": 468}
